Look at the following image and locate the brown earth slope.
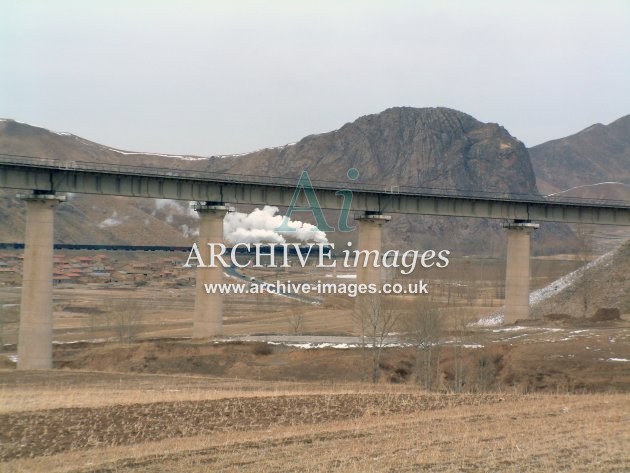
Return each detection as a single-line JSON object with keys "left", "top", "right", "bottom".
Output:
{"left": 529, "top": 115, "right": 630, "bottom": 194}
{"left": 531, "top": 239, "right": 630, "bottom": 318}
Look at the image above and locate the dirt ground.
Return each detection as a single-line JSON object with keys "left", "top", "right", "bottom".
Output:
{"left": 1, "top": 318, "right": 629, "bottom": 472}
{"left": 3, "top": 312, "right": 625, "bottom": 393}
{"left": 1, "top": 252, "right": 628, "bottom": 471}
{"left": 0, "top": 371, "right": 628, "bottom": 472}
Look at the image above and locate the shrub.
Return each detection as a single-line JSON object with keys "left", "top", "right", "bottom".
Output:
{"left": 591, "top": 308, "right": 621, "bottom": 321}
{"left": 251, "top": 342, "right": 273, "bottom": 356}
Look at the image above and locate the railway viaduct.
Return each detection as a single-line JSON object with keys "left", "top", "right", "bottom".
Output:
{"left": 1, "top": 154, "right": 629, "bottom": 369}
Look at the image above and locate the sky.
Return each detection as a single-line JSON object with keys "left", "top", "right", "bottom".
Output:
{"left": 1, "top": 0, "right": 629, "bottom": 156}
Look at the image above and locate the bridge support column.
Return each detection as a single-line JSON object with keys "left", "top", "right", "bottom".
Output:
{"left": 354, "top": 212, "right": 391, "bottom": 317}
{"left": 355, "top": 212, "right": 391, "bottom": 286}
{"left": 17, "top": 192, "right": 65, "bottom": 370}
{"left": 193, "top": 203, "right": 229, "bottom": 338}
{"left": 503, "top": 221, "right": 539, "bottom": 324}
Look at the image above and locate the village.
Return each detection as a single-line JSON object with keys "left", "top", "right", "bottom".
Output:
{"left": 0, "top": 250, "right": 193, "bottom": 289}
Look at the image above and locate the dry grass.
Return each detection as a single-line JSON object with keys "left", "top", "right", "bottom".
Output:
{"left": 1, "top": 371, "right": 628, "bottom": 472}
{"left": 0, "top": 370, "right": 425, "bottom": 413}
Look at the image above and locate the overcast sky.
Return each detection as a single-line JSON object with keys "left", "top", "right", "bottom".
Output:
{"left": 1, "top": 0, "right": 629, "bottom": 156}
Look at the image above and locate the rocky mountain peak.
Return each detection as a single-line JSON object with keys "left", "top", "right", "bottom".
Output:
{"left": 207, "top": 106, "right": 539, "bottom": 197}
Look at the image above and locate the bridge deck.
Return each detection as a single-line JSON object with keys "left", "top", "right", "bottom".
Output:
{"left": 1, "top": 154, "right": 629, "bottom": 226}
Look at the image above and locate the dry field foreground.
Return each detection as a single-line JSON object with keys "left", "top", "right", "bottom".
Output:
{"left": 1, "top": 371, "right": 629, "bottom": 472}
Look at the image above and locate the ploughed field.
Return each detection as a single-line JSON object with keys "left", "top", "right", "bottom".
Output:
{"left": 1, "top": 371, "right": 628, "bottom": 472}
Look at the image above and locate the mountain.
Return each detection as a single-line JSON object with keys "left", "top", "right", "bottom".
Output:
{"left": 200, "top": 107, "right": 571, "bottom": 253}
{"left": 529, "top": 115, "right": 630, "bottom": 194}
{"left": 0, "top": 109, "right": 575, "bottom": 254}
{"left": 0, "top": 192, "right": 193, "bottom": 245}
{"left": 0, "top": 119, "right": 206, "bottom": 246}
{"left": 528, "top": 116, "right": 630, "bottom": 253}
{"left": 202, "top": 107, "right": 538, "bottom": 195}
{"left": 0, "top": 118, "right": 209, "bottom": 168}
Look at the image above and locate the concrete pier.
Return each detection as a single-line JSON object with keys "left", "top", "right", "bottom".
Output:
{"left": 354, "top": 212, "right": 391, "bottom": 325}
{"left": 192, "top": 203, "right": 228, "bottom": 338}
{"left": 355, "top": 212, "right": 391, "bottom": 285}
{"left": 355, "top": 212, "right": 391, "bottom": 287}
{"left": 503, "top": 221, "right": 539, "bottom": 324}
{"left": 17, "top": 192, "right": 65, "bottom": 370}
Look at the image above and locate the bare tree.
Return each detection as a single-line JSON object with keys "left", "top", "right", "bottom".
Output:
{"left": 0, "top": 304, "right": 4, "bottom": 351}
{"left": 443, "top": 306, "right": 476, "bottom": 393}
{"left": 574, "top": 224, "right": 595, "bottom": 317}
{"left": 288, "top": 313, "right": 305, "bottom": 335}
{"left": 105, "top": 299, "right": 143, "bottom": 343}
{"left": 0, "top": 303, "right": 19, "bottom": 351}
{"left": 353, "top": 295, "right": 400, "bottom": 383}
{"left": 87, "top": 306, "right": 107, "bottom": 336}
{"left": 400, "top": 299, "right": 443, "bottom": 390}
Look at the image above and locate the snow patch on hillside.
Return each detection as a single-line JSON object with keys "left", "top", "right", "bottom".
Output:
{"left": 108, "top": 147, "right": 209, "bottom": 160}
{"left": 529, "top": 250, "right": 614, "bottom": 306}
{"left": 476, "top": 247, "right": 617, "bottom": 326}
{"left": 215, "top": 142, "right": 296, "bottom": 159}
{"left": 475, "top": 313, "right": 503, "bottom": 326}
{"left": 98, "top": 211, "right": 127, "bottom": 228}
{"left": 546, "top": 182, "right": 630, "bottom": 197}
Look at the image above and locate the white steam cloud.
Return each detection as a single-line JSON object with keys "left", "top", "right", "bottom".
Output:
{"left": 153, "top": 200, "right": 328, "bottom": 244}
{"left": 153, "top": 199, "right": 200, "bottom": 237}
{"left": 224, "top": 206, "right": 328, "bottom": 245}
{"left": 180, "top": 223, "right": 197, "bottom": 238}
{"left": 154, "top": 199, "right": 199, "bottom": 219}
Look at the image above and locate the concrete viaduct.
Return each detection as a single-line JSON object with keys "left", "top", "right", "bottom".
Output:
{"left": 1, "top": 154, "right": 629, "bottom": 370}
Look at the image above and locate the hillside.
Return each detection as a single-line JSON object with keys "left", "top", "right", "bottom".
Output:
{"left": 530, "top": 239, "right": 630, "bottom": 318}
{"left": 0, "top": 118, "right": 210, "bottom": 169}
{"left": 529, "top": 115, "right": 630, "bottom": 194}
{"left": 0, "top": 110, "right": 575, "bottom": 253}
{"left": 529, "top": 116, "right": 630, "bottom": 253}
{"left": 203, "top": 107, "right": 538, "bottom": 194}
{"left": 201, "top": 107, "right": 575, "bottom": 253}
{"left": 0, "top": 119, "right": 208, "bottom": 245}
